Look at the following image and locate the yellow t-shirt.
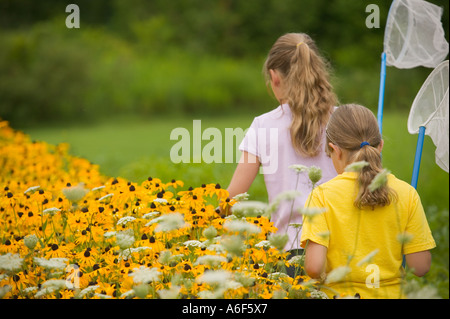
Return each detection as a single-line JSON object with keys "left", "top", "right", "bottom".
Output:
{"left": 300, "top": 172, "right": 436, "bottom": 299}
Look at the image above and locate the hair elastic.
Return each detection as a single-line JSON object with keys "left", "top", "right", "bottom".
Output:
{"left": 360, "top": 141, "right": 370, "bottom": 148}
{"left": 296, "top": 42, "right": 304, "bottom": 47}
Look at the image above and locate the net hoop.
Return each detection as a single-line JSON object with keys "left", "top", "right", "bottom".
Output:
{"left": 408, "top": 60, "right": 449, "bottom": 133}
{"left": 384, "top": 0, "right": 449, "bottom": 69}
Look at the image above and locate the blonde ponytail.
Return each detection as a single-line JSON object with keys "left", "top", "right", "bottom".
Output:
{"left": 264, "top": 33, "right": 337, "bottom": 157}
{"left": 325, "top": 104, "right": 397, "bottom": 209}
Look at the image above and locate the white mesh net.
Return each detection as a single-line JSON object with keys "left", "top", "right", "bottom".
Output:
{"left": 408, "top": 60, "right": 449, "bottom": 172}
{"left": 384, "top": 0, "right": 449, "bottom": 69}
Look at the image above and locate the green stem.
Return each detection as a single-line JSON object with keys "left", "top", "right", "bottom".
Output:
{"left": 348, "top": 209, "right": 362, "bottom": 265}
{"left": 11, "top": 206, "right": 21, "bottom": 237}
{"left": 286, "top": 173, "right": 300, "bottom": 233}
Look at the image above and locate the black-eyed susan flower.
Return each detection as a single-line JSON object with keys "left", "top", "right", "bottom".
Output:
{"left": 138, "top": 234, "right": 165, "bottom": 253}
{"left": 74, "top": 228, "right": 91, "bottom": 246}
{"left": 76, "top": 247, "right": 99, "bottom": 267}
{"left": 95, "top": 282, "right": 116, "bottom": 298}
{"left": 43, "top": 242, "right": 73, "bottom": 259}
{"left": 0, "top": 120, "right": 327, "bottom": 299}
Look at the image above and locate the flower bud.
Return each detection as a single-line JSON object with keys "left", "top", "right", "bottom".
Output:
{"left": 345, "top": 161, "right": 369, "bottom": 172}
{"left": 133, "top": 283, "right": 150, "bottom": 299}
{"left": 220, "top": 235, "right": 245, "bottom": 257}
{"left": 308, "top": 166, "right": 322, "bottom": 185}
{"left": 368, "top": 169, "right": 390, "bottom": 192}
{"left": 24, "top": 234, "right": 38, "bottom": 250}
{"left": 268, "top": 233, "right": 289, "bottom": 251}
{"left": 62, "top": 183, "right": 89, "bottom": 203}
{"left": 202, "top": 226, "right": 218, "bottom": 240}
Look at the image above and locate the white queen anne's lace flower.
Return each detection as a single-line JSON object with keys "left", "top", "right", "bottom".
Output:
{"left": 142, "top": 211, "right": 161, "bottom": 219}
{"left": 129, "top": 266, "right": 161, "bottom": 284}
{"left": 255, "top": 240, "right": 271, "bottom": 248}
{"left": 78, "top": 285, "right": 99, "bottom": 297}
{"left": 116, "top": 216, "right": 136, "bottom": 226}
{"left": 35, "top": 279, "right": 67, "bottom": 298}
{"left": 24, "top": 185, "right": 41, "bottom": 195}
{"left": 0, "top": 253, "right": 24, "bottom": 272}
{"left": 232, "top": 192, "right": 250, "bottom": 201}
{"left": 42, "top": 207, "right": 61, "bottom": 215}
{"left": 288, "top": 164, "right": 309, "bottom": 173}
{"left": 195, "top": 255, "right": 227, "bottom": 267}
{"left": 154, "top": 213, "right": 187, "bottom": 232}
{"left": 223, "top": 219, "right": 261, "bottom": 234}
{"left": 157, "top": 285, "right": 181, "bottom": 299}
{"left": 231, "top": 201, "right": 268, "bottom": 218}
{"left": 98, "top": 193, "right": 114, "bottom": 202}
{"left": 115, "top": 230, "right": 135, "bottom": 249}
{"left": 196, "top": 270, "right": 232, "bottom": 286}
{"left": 33, "top": 257, "right": 68, "bottom": 270}
{"left": 183, "top": 240, "right": 206, "bottom": 248}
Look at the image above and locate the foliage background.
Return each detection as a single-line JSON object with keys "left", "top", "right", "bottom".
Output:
{"left": 0, "top": 0, "right": 449, "bottom": 298}
{"left": 1, "top": 0, "right": 448, "bottom": 125}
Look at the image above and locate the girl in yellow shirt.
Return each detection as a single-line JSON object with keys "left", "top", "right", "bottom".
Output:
{"left": 300, "top": 104, "right": 436, "bottom": 298}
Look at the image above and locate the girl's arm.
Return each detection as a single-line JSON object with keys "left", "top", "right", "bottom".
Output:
{"left": 405, "top": 250, "right": 432, "bottom": 277}
{"left": 304, "top": 240, "right": 327, "bottom": 280}
{"left": 227, "top": 151, "right": 260, "bottom": 199}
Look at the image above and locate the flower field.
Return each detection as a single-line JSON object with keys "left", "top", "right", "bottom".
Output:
{"left": 0, "top": 119, "right": 321, "bottom": 299}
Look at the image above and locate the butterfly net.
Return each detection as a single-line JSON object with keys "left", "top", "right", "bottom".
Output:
{"left": 408, "top": 60, "right": 449, "bottom": 172}
{"left": 384, "top": 0, "right": 449, "bottom": 69}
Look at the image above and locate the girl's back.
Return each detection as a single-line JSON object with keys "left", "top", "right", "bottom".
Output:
{"left": 306, "top": 171, "right": 435, "bottom": 298}
{"left": 227, "top": 33, "right": 338, "bottom": 252}
{"left": 301, "top": 104, "right": 436, "bottom": 299}
{"left": 239, "top": 104, "right": 336, "bottom": 250}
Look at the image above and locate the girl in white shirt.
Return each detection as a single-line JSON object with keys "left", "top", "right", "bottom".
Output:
{"left": 227, "top": 33, "right": 338, "bottom": 259}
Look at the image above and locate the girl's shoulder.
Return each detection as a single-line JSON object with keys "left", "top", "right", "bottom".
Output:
{"left": 253, "top": 104, "right": 291, "bottom": 126}
{"left": 387, "top": 174, "right": 420, "bottom": 198}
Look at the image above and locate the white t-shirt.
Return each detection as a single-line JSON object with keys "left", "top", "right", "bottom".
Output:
{"left": 239, "top": 104, "right": 337, "bottom": 250}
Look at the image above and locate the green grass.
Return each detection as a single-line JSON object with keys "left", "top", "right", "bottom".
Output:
{"left": 21, "top": 113, "right": 269, "bottom": 199}
{"left": 22, "top": 111, "right": 449, "bottom": 298}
